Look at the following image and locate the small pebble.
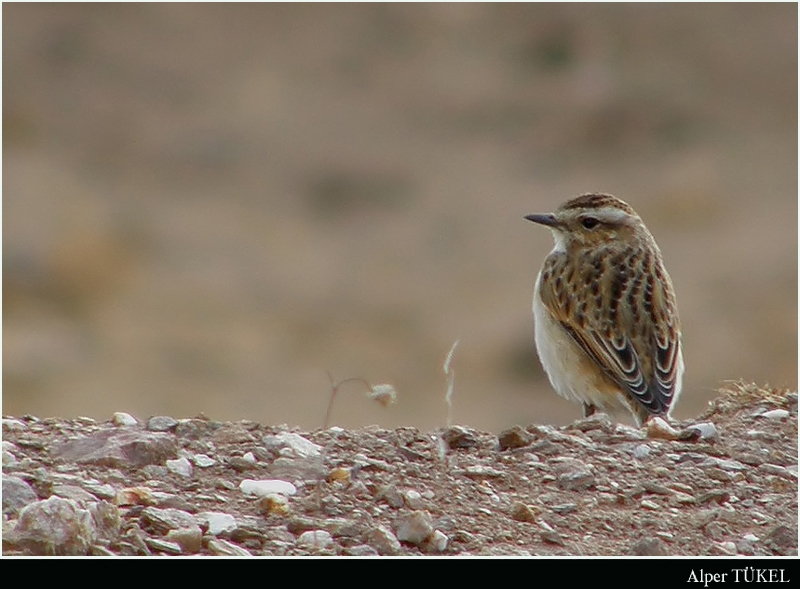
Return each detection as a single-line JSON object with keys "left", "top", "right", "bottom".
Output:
{"left": 629, "top": 537, "right": 666, "bottom": 556}
{"left": 147, "top": 416, "right": 178, "bottom": 432}
{"left": 207, "top": 538, "right": 252, "bottom": 556}
{"left": 716, "top": 541, "right": 738, "bottom": 556}
{"left": 259, "top": 493, "right": 291, "bottom": 516}
{"left": 684, "top": 422, "right": 718, "bottom": 441}
{"left": 462, "top": 465, "right": 504, "bottom": 479}
{"left": 540, "top": 530, "right": 565, "bottom": 545}
{"left": 441, "top": 426, "right": 480, "bottom": 449}
{"left": 2, "top": 418, "right": 26, "bottom": 431}
{"left": 262, "top": 432, "right": 322, "bottom": 458}
{"left": 3, "top": 475, "right": 38, "bottom": 515}
{"left": 297, "top": 530, "right": 333, "bottom": 550}
{"left": 166, "top": 457, "right": 193, "bottom": 478}
{"left": 394, "top": 511, "right": 434, "bottom": 545}
{"left": 646, "top": 417, "right": 680, "bottom": 440}
{"left": 192, "top": 454, "right": 216, "bottom": 468}
{"left": 510, "top": 502, "right": 539, "bottom": 523}
{"left": 672, "top": 492, "right": 696, "bottom": 504}
{"left": 403, "top": 490, "right": 424, "bottom": 509}
{"left": 376, "top": 484, "right": 404, "bottom": 508}
{"left": 145, "top": 536, "right": 182, "bottom": 555}
{"left": 498, "top": 426, "right": 532, "bottom": 450}
{"left": 166, "top": 526, "right": 203, "bottom": 553}
{"left": 116, "top": 487, "right": 156, "bottom": 506}
{"left": 366, "top": 525, "right": 402, "bottom": 555}
{"left": 197, "top": 511, "right": 237, "bottom": 535}
{"left": 327, "top": 467, "right": 351, "bottom": 484}
{"left": 426, "top": 529, "right": 449, "bottom": 553}
{"left": 2, "top": 443, "right": 19, "bottom": 467}
{"left": 239, "top": 479, "right": 296, "bottom": 497}
{"left": 112, "top": 412, "right": 138, "bottom": 427}
{"left": 714, "top": 459, "right": 747, "bottom": 472}
{"left": 759, "top": 409, "right": 789, "bottom": 420}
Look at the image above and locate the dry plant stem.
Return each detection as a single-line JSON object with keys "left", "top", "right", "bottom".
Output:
{"left": 323, "top": 373, "right": 373, "bottom": 429}
{"left": 443, "top": 340, "right": 459, "bottom": 427}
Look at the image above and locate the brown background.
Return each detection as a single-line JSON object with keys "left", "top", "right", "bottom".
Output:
{"left": 3, "top": 4, "right": 797, "bottom": 432}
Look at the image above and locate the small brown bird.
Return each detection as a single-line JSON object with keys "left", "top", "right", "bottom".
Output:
{"left": 526, "top": 193, "right": 684, "bottom": 426}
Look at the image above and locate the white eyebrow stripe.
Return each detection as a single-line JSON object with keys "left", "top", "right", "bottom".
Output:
{"left": 589, "top": 206, "right": 631, "bottom": 223}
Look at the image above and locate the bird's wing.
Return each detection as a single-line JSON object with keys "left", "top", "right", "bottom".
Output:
{"left": 538, "top": 257, "right": 681, "bottom": 416}
{"left": 646, "top": 300, "right": 683, "bottom": 413}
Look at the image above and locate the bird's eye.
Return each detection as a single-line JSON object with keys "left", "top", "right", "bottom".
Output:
{"left": 581, "top": 217, "right": 600, "bottom": 229}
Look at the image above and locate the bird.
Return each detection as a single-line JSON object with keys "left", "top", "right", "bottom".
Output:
{"left": 525, "top": 193, "right": 684, "bottom": 426}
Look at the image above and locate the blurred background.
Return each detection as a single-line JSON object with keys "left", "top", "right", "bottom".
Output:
{"left": 3, "top": 4, "right": 797, "bottom": 432}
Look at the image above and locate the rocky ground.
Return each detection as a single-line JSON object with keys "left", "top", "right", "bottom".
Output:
{"left": 2, "top": 381, "right": 797, "bottom": 557}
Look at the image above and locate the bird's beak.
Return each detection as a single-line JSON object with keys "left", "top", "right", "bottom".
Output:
{"left": 524, "top": 213, "right": 558, "bottom": 227}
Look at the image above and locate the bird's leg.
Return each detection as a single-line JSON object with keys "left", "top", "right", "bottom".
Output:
{"left": 582, "top": 403, "right": 597, "bottom": 418}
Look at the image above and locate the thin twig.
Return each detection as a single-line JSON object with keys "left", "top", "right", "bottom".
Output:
{"left": 323, "top": 375, "right": 373, "bottom": 429}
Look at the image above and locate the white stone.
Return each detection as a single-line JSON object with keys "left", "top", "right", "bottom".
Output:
{"left": 239, "top": 479, "right": 297, "bottom": 497}
{"left": 403, "top": 490, "right": 424, "bottom": 509}
{"left": 166, "top": 457, "right": 193, "bottom": 477}
{"left": 367, "top": 525, "right": 402, "bottom": 555}
{"left": 760, "top": 409, "right": 790, "bottom": 420}
{"left": 192, "top": 454, "right": 216, "bottom": 468}
{"left": 262, "top": 432, "right": 322, "bottom": 458}
{"left": 427, "top": 529, "right": 449, "bottom": 553}
{"left": 297, "top": 530, "right": 333, "bottom": 549}
{"left": 688, "top": 422, "right": 718, "bottom": 440}
{"left": 742, "top": 533, "right": 759, "bottom": 542}
{"left": 2, "top": 418, "right": 26, "bottom": 431}
{"left": 197, "top": 511, "right": 237, "bottom": 535}
{"left": 646, "top": 417, "right": 680, "bottom": 440}
{"left": 112, "top": 412, "right": 138, "bottom": 427}
{"left": 2, "top": 442, "right": 19, "bottom": 466}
